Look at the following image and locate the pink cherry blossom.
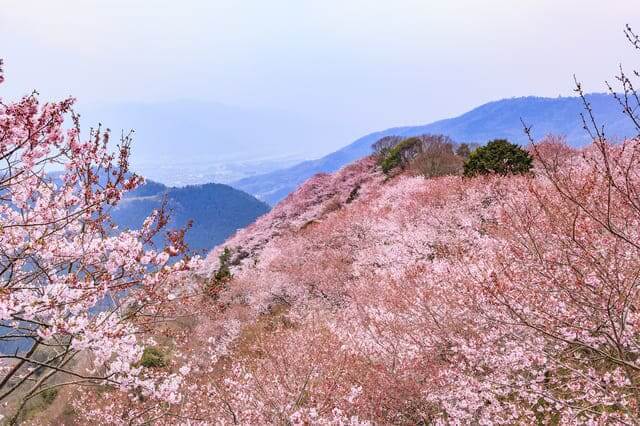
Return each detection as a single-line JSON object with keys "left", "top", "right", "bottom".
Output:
{"left": 0, "top": 63, "right": 202, "bottom": 423}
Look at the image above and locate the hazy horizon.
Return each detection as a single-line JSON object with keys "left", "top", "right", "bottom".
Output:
{"left": 3, "top": 1, "right": 640, "bottom": 167}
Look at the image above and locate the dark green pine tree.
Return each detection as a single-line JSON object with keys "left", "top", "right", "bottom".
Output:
{"left": 463, "top": 139, "right": 533, "bottom": 177}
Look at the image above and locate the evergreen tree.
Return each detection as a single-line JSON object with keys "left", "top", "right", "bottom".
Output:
{"left": 463, "top": 139, "right": 532, "bottom": 177}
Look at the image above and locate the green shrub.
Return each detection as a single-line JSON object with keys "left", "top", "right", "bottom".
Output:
{"left": 41, "top": 388, "right": 59, "bottom": 404}
{"left": 463, "top": 139, "right": 532, "bottom": 177}
{"left": 214, "top": 247, "right": 233, "bottom": 282}
{"left": 379, "top": 137, "right": 422, "bottom": 174}
{"left": 139, "top": 346, "right": 167, "bottom": 368}
{"left": 205, "top": 247, "right": 233, "bottom": 297}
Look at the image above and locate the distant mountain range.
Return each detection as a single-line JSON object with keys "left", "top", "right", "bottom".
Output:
{"left": 232, "top": 94, "right": 639, "bottom": 205}
{"left": 111, "top": 180, "right": 270, "bottom": 254}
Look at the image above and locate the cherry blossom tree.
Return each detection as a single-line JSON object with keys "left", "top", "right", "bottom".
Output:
{"left": 0, "top": 60, "right": 199, "bottom": 423}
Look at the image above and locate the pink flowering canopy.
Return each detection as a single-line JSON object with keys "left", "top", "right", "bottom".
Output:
{"left": 0, "top": 59, "right": 200, "bottom": 422}
{"left": 4, "top": 26, "right": 640, "bottom": 425}
{"left": 79, "top": 137, "right": 640, "bottom": 424}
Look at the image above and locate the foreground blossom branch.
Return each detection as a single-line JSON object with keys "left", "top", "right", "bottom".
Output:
{"left": 0, "top": 60, "right": 200, "bottom": 423}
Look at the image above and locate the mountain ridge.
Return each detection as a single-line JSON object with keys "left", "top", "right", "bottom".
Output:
{"left": 111, "top": 179, "right": 270, "bottom": 254}
{"left": 232, "top": 93, "right": 638, "bottom": 205}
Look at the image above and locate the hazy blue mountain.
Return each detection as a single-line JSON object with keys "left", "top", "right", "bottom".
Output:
{"left": 232, "top": 94, "right": 639, "bottom": 205}
{"left": 111, "top": 180, "right": 270, "bottom": 254}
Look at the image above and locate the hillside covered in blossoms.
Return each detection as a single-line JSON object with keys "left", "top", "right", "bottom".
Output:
{"left": 56, "top": 132, "right": 639, "bottom": 424}
{"left": 2, "top": 66, "right": 640, "bottom": 421}
{"left": 4, "top": 13, "right": 640, "bottom": 425}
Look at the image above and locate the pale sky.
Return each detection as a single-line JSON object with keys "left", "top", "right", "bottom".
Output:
{"left": 2, "top": 0, "right": 640, "bottom": 156}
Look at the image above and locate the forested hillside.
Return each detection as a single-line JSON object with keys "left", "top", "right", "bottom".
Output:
{"left": 111, "top": 180, "right": 270, "bottom": 253}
